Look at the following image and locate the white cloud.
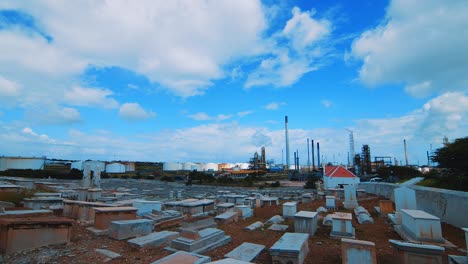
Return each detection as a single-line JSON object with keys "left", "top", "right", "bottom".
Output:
{"left": 119, "top": 103, "right": 156, "bottom": 121}
{"left": 25, "top": 107, "right": 82, "bottom": 125}
{"left": 245, "top": 7, "right": 332, "bottom": 88}
{"left": 0, "top": 75, "right": 21, "bottom": 97}
{"left": 63, "top": 86, "right": 119, "bottom": 109}
{"left": 188, "top": 112, "right": 233, "bottom": 122}
{"left": 349, "top": 0, "right": 468, "bottom": 97}
{"left": 237, "top": 110, "right": 253, "bottom": 117}
{"left": 1, "top": 0, "right": 267, "bottom": 97}
{"left": 188, "top": 112, "right": 211, "bottom": 121}
{"left": 321, "top": 99, "right": 333, "bottom": 108}
{"left": 264, "top": 102, "right": 286, "bottom": 110}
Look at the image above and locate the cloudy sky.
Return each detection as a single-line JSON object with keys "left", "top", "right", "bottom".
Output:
{"left": 0, "top": 0, "right": 467, "bottom": 165}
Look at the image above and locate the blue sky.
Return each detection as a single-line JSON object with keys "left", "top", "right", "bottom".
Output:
{"left": 0, "top": 0, "right": 467, "bottom": 165}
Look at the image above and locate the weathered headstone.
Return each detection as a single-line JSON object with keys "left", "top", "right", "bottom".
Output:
{"left": 331, "top": 212, "right": 354, "bottom": 239}
{"left": 389, "top": 239, "right": 444, "bottom": 264}
{"left": 294, "top": 211, "right": 318, "bottom": 236}
{"left": 398, "top": 209, "right": 444, "bottom": 243}
{"left": 326, "top": 196, "right": 336, "bottom": 209}
{"left": 343, "top": 185, "right": 358, "bottom": 209}
{"left": 270, "top": 232, "right": 309, "bottom": 264}
{"left": 341, "top": 238, "right": 377, "bottom": 264}
{"left": 393, "top": 187, "right": 417, "bottom": 225}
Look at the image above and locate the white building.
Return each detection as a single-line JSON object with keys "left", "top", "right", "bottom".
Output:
{"left": 105, "top": 163, "right": 126, "bottom": 173}
{"left": 323, "top": 165, "right": 360, "bottom": 189}
{"left": 71, "top": 160, "right": 106, "bottom": 172}
{"left": 0, "top": 156, "right": 46, "bottom": 171}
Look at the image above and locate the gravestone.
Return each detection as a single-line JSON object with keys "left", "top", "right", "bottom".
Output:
{"left": 393, "top": 187, "right": 417, "bottom": 225}
{"left": 244, "top": 221, "right": 264, "bottom": 231}
{"left": 331, "top": 212, "right": 354, "bottom": 239}
{"left": 398, "top": 209, "right": 444, "bottom": 243}
{"left": 109, "top": 219, "right": 154, "bottom": 240}
{"left": 283, "top": 202, "right": 297, "bottom": 218}
{"left": 270, "top": 232, "right": 309, "bottom": 264}
{"left": 341, "top": 238, "right": 377, "bottom": 264}
{"left": 343, "top": 185, "right": 358, "bottom": 209}
{"left": 128, "top": 231, "right": 179, "bottom": 248}
{"left": 294, "top": 211, "right": 318, "bottom": 236}
{"left": 326, "top": 196, "right": 336, "bottom": 209}
{"left": 166, "top": 227, "right": 231, "bottom": 254}
{"left": 389, "top": 239, "right": 444, "bottom": 264}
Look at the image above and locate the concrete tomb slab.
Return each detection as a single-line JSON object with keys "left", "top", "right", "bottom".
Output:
{"left": 0, "top": 217, "right": 72, "bottom": 254}
{"left": 244, "top": 221, "right": 264, "bottom": 231}
{"left": 323, "top": 214, "right": 333, "bottom": 226}
{"left": 269, "top": 224, "right": 289, "bottom": 231}
{"left": 326, "top": 196, "right": 336, "bottom": 209}
{"left": 93, "top": 206, "right": 137, "bottom": 231}
{"left": 181, "top": 217, "right": 217, "bottom": 231}
{"left": 132, "top": 200, "right": 163, "bottom": 216}
{"left": 389, "top": 239, "right": 444, "bottom": 264}
{"left": 283, "top": 202, "right": 297, "bottom": 218}
{"left": 341, "top": 238, "right": 376, "bottom": 264}
{"left": 152, "top": 251, "right": 211, "bottom": 264}
{"left": 224, "top": 242, "right": 265, "bottom": 262}
{"left": 356, "top": 213, "right": 374, "bottom": 224}
{"left": 23, "top": 197, "right": 64, "bottom": 210}
{"left": 166, "top": 227, "right": 231, "bottom": 254}
{"left": 294, "top": 211, "right": 318, "bottom": 236}
{"left": 215, "top": 211, "right": 239, "bottom": 224}
{"left": 216, "top": 203, "right": 235, "bottom": 214}
{"left": 109, "top": 219, "right": 154, "bottom": 240}
{"left": 233, "top": 205, "right": 253, "bottom": 219}
{"left": 270, "top": 232, "right": 309, "bottom": 264}
{"left": 331, "top": 212, "right": 355, "bottom": 239}
{"left": 398, "top": 209, "right": 444, "bottom": 244}
{"left": 343, "top": 185, "right": 359, "bottom": 209}
{"left": 128, "top": 231, "right": 179, "bottom": 248}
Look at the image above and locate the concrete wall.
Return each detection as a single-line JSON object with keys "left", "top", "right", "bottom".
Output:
{"left": 359, "top": 182, "right": 468, "bottom": 228}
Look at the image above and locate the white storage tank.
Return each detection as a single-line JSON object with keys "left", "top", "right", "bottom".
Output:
{"left": 191, "top": 163, "right": 203, "bottom": 171}
{"left": 182, "top": 162, "right": 194, "bottom": 171}
{"left": 205, "top": 163, "right": 218, "bottom": 171}
{"left": 163, "top": 162, "right": 181, "bottom": 171}
{"left": 106, "top": 163, "right": 126, "bottom": 173}
{"left": 0, "top": 156, "right": 46, "bottom": 171}
{"left": 237, "top": 163, "right": 250, "bottom": 170}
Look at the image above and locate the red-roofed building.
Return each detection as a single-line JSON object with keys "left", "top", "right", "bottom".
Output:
{"left": 323, "top": 165, "right": 360, "bottom": 189}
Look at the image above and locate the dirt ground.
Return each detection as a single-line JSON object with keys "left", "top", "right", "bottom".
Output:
{"left": 1, "top": 195, "right": 466, "bottom": 264}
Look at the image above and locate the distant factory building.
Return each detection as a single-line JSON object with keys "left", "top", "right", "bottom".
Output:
{"left": 105, "top": 163, "right": 126, "bottom": 173}
{"left": 323, "top": 165, "right": 360, "bottom": 189}
{"left": 0, "top": 156, "right": 46, "bottom": 171}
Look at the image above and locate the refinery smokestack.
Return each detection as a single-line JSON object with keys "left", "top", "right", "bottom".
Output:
{"left": 317, "top": 142, "right": 321, "bottom": 167}
{"left": 404, "top": 139, "right": 409, "bottom": 166}
{"left": 311, "top": 139, "right": 315, "bottom": 170}
{"left": 285, "top": 116, "right": 290, "bottom": 171}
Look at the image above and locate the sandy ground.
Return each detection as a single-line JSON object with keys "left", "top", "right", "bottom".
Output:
{"left": 1, "top": 195, "right": 466, "bottom": 264}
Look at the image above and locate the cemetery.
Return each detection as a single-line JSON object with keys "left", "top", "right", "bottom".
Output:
{"left": 0, "top": 176, "right": 467, "bottom": 264}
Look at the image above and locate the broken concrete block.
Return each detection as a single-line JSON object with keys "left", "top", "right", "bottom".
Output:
{"left": 265, "top": 215, "right": 284, "bottom": 225}
{"left": 244, "top": 221, "right": 264, "bottom": 231}
{"left": 268, "top": 224, "right": 289, "bottom": 231}
{"left": 95, "top": 248, "right": 121, "bottom": 260}
{"left": 109, "top": 219, "right": 154, "bottom": 240}
{"left": 128, "top": 231, "right": 179, "bottom": 248}
{"left": 341, "top": 238, "right": 376, "bottom": 264}
{"left": 225, "top": 242, "right": 265, "bottom": 262}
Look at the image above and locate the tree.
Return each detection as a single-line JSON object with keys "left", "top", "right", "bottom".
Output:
{"left": 432, "top": 137, "right": 468, "bottom": 172}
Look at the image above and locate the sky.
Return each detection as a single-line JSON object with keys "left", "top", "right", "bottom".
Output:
{"left": 0, "top": 0, "right": 467, "bottom": 166}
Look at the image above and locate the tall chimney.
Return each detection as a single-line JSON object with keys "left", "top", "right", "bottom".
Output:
{"left": 404, "top": 139, "right": 409, "bottom": 166}
{"left": 311, "top": 139, "right": 315, "bottom": 170}
{"left": 317, "top": 142, "right": 321, "bottom": 167}
{"left": 307, "top": 138, "right": 310, "bottom": 172}
{"left": 285, "top": 116, "right": 290, "bottom": 171}
{"left": 293, "top": 151, "right": 297, "bottom": 171}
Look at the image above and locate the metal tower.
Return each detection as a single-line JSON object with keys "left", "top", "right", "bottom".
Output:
{"left": 346, "top": 129, "right": 355, "bottom": 167}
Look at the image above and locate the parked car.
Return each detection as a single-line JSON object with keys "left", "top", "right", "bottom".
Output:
{"left": 369, "top": 177, "right": 383, "bottom": 182}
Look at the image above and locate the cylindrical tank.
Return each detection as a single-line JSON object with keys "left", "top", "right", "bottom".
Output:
{"left": 205, "top": 163, "right": 218, "bottom": 171}
{"left": 163, "top": 162, "right": 181, "bottom": 171}
{"left": 105, "top": 163, "right": 126, "bottom": 173}
{"left": 182, "top": 162, "right": 194, "bottom": 171}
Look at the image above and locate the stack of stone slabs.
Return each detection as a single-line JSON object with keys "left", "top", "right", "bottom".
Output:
{"left": 166, "top": 227, "right": 231, "bottom": 254}
{"left": 269, "top": 232, "right": 309, "bottom": 264}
